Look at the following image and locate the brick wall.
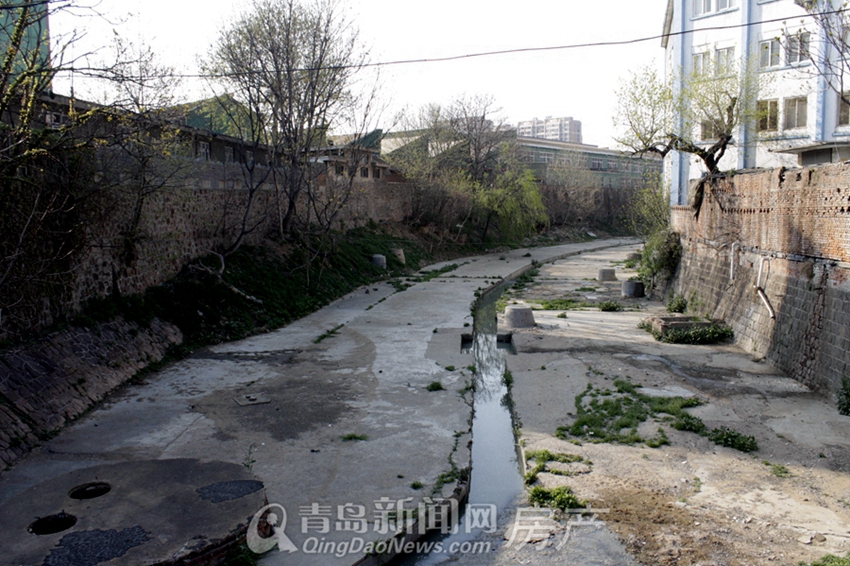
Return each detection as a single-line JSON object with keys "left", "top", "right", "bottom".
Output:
{"left": 671, "top": 163, "right": 850, "bottom": 399}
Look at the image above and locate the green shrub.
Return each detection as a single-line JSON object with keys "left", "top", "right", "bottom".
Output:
{"left": 426, "top": 381, "right": 445, "bottom": 392}
{"left": 667, "top": 294, "right": 688, "bottom": 313}
{"left": 708, "top": 427, "right": 758, "bottom": 452}
{"left": 838, "top": 377, "right": 850, "bottom": 416}
{"left": 638, "top": 230, "right": 682, "bottom": 290}
{"left": 527, "top": 486, "right": 585, "bottom": 511}
{"left": 661, "top": 323, "right": 733, "bottom": 345}
{"left": 598, "top": 301, "right": 624, "bottom": 312}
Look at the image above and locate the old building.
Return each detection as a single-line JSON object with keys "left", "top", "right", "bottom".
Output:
{"left": 662, "top": 0, "right": 850, "bottom": 204}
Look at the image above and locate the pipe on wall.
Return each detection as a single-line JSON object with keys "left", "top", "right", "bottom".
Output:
{"left": 755, "top": 256, "right": 776, "bottom": 319}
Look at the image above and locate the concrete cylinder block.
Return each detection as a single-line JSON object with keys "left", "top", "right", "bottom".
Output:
{"left": 372, "top": 254, "right": 387, "bottom": 269}
{"left": 622, "top": 280, "right": 645, "bottom": 298}
{"left": 504, "top": 305, "right": 535, "bottom": 328}
{"left": 390, "top": 248, "right": 406, "bottom": 265}
{"left": 598, "top": 268, "right": 617, "bottom": 282}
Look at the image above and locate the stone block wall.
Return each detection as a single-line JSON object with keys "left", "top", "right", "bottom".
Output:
{"left": 671, "top": 163, "right": 850, "bottom": 399}
{"left": 0, "top": 318, "right": 182, "bottom": 468}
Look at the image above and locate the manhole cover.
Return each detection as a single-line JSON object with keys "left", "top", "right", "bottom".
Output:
{"left": 28, "top": 512, "right": 77, "bottom": 535}
{"left": 68, "top": 482, "right": 111, "bottom": 500}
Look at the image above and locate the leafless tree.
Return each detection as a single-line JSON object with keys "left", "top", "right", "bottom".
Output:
{"left": 205, "top": 0, "right": 372, "bottom": 258}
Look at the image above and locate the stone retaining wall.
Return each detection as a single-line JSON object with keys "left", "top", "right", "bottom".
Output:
{"left": 0, "top": 318, "right": 182, "bottom": 468}
{"left": 671, "top": 163, "right": 850, "bottom": 399}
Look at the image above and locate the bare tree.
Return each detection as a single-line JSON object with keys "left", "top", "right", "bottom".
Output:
{"left": 96, "top": 36, "right": 188, "bottom": 267}
{"left": 205, "top": 0, "right": 371, "bottom": 257}
{"left": 788, "top": 1, "right": 850, "bottom": 109}
{"left": 0, "top": 0, "right": 108, "bottom": 335}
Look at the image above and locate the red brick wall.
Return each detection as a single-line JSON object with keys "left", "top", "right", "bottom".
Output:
{"left": 671, "top": 163, "right": 850, "bottom": 399}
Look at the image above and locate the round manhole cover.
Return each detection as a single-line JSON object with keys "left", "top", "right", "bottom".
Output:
{"left": 68, "top": 482, "right": 111, "bottom": 501}
{"left": 28, "top": 512, "right": 77, "bottom": 536}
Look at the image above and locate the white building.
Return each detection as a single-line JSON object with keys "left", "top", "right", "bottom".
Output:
{"left": 516, "top": 116, "right": 583, "bottom": 144}
{"left": 662, "top": 0, "right": 850, "bottom": 204}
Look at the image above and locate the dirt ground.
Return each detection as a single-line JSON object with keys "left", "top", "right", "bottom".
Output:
{"left": 504, "top": 247, "right": 850, "bottom": 566}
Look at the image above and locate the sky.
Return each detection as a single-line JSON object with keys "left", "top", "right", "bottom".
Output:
{"left": 51, "top": 0, "right": 670, "bottom": 148}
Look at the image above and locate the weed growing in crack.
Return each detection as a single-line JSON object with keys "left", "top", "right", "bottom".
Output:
{"left": 763, "top": 460, "right": 791, "bottom": 478}
{"left": 527, "top": 486, "right": 586, "bottom": 511}
{"left": 341, "top": 433, "right": 368, "bottom": 441}
{"left": 426, "top": 381, "right": 445, "bottom": 392}
{"left": 314, "top": 324, "right": 344, "bottom": 344}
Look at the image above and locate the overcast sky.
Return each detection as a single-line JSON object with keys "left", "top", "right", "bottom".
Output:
{"left": 51, "top": 0, "right": 669, "bottom": 147}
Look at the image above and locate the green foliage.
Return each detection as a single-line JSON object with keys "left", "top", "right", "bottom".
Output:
{"left": 797, "top": 553, "right": 850, "bottom": 566}
{"left": 708, "top": 427, "right": 758, "bottom": 453}
{"left": 667, "top": 294, "right": 688, "bottom": 313}
{"left": 341, "top": 433, "right": 368, "bottom": 441}
{"left": 137, "top": 228, "right": 420, "bottom": 350}
{"left": 660, "top": 323, "right": 733, "bottom": 345}
{"left": 502, "top": 370, "right": 514, "bottom": 389}
{"left": 627, "top": 172, "right": 670, "bottom": 237}
{"left": 410, "top": 481, "right": 424, "bottom": 490}
{"left": 314, "top": 324, "right": 344, "bottom": 344}
{"left": 527, "top": 486, "right": 586, "bottom": 511}
{"left": 426, "top": 381, "right": 445, "bottom": 392}
{"left": 838, "top": 377, "right": 850, "bottom": 416}
{"left": 598, "top": 301, "right": 624, "bottom": 312}
{"left": 534, "top": 298, "right": 592, "bottom": 310}
{"left": 763, "top": 460, "right": 791, "bottom": 478}
{"left": 638, "top": 229, "right": 682, "bottom": 290}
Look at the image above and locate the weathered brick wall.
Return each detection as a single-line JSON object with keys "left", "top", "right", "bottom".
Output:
{"left": 671, "top": 163, "right": 850, "bottom": 399}
{"left": 0, "top": 318, "right": 182, "bottom": 468}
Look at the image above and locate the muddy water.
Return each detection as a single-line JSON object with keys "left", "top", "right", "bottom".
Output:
{"left": 395, "top": 285, "right": 524, "bottom": 565}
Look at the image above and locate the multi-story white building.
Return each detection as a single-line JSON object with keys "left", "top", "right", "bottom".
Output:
{"left": 516, "top": 116, "right": 583, "bottom": 144}
{"left": 662, "top": 0, "right": 850, "bottom": 204}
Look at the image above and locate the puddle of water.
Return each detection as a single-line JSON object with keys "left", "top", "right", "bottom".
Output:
{"left": 394, "top": 287, "right": 523, "bottom": 565}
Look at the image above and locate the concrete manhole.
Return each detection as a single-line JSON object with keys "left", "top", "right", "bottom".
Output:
{"left": 68, "top": 482, "right": 111, "bottom": 500}
{"left": 598, "top": 268, "right": 617, "bottom": 281}
{"left": 28, "top": 512, "right": 78, "bottom": 536}
{"left": 1, "top": 459, "right": 266, "bottom": 566}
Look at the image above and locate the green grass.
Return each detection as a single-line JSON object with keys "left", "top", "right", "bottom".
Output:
{"left": 598, "top": 301, "right": 624, "bottom": 312}
{"left": 426, "top": 381, "right": 445, "bottom": 392}
{"left": 410, "top": 481, "right": 424, "bottom": 490}
{"left": 708, "top": 427, "right": 758, "bottom": 452}
{"left": 527, "top": 486, "right": 586, "bottom": 511}
{"left": 763, "top": 460, "right": 791, "bottom": 478}
{"left": 341, "top": 433, "right": 368, "bottom": 441}
{"left": 314, "top": 324, "right": 344, "bottom": 344}
{"left": 797, "top": 553, "right": 850, "bottom": 566}
{"left": 660, "top": 324, "right": 734, "bottom": 344}
{"left": 555, "top": 377, "right": 757, "bottom": 453}
{"left": 534, "top": 298, "right": 593, "bottom": 310}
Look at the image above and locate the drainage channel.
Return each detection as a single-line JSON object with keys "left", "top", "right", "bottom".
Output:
{"left": 394, "top": 282, "right": 524, "bottom": 565}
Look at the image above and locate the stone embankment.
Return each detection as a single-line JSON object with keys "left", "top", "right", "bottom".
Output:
{"left": 671, "top": 162, "right": 850, "bottom": 400}
{"left": 0, "top": 319, "right": 182, "bottom": 467}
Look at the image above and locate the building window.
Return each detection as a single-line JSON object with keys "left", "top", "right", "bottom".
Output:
{"left": 360, "top": 167, "right": 369, "bottom": 178}
{"left": 715, "top": 46, "right": 735, "bottom": 74}
{"left": 757, "top": 99, "right": 779, "bottom": 131}
{"left": 246, "top": 150, "right": 254, "bottom": 165}
{"left": 759, "top": 39, "right": 781, "bottom": 68}
{"left": 590, "top": 158, "right": 604, "bottom": 170}
{"left": 335, "top": 165, "right": 345, "bottom": 175}
{"left": 838, "top": 92, "right": 850, "bottom": 126}
{"left": 786, "top": 32, "right": 810, "bottom": 65}
{"left": 539, "top": 152, "right": 554, "bottom": 164}
{"left": 784, "top": 97, "right": 808, "bottom": 129}
{"left": 373, "top": 168, "right": 381, "bottom": 179}
{"left": 224, "top": 147, "right": 234, "bottom": 163}
{"left": 198, "top": 141, "right": 211, "bottom": 161}
{"left": 694, "top": 0, "right": 733, "bottom": 15}
{"left": 701, "top": 120, "right": 723, "bottom": 140}
{"left": 693, "top": 52, "right": 710, "bottom": 74}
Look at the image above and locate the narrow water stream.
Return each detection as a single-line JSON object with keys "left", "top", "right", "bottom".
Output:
{"left": 396, "top": 285, "right": 524, "bottom": 564}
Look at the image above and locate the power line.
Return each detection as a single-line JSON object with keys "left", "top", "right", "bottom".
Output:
{"left": 57, "top": 7, "right": 844, "bottom": 80}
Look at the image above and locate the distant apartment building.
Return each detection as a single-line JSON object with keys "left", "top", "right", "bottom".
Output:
{"left": 516, "top": 117, "right": 583, "bottom": 144}
{"left": 662, "top": 0, "right": 850, "bottom": 205}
